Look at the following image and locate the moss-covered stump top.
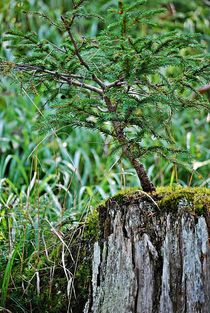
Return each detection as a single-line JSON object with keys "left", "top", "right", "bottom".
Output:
{"left": 97, "top": 186, "right": 210, "bottom": 245}
{"left": 99, "top": 186, "right": 210, "bottom": 215}
{"left": 157, "top": 186, "right": 210, "bottom": 214}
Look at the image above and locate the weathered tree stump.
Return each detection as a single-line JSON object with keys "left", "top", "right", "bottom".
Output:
{"left": 84, "top": 189, "right": 210, "bottom": 313}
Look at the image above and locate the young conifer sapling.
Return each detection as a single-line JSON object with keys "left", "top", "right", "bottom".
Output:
{"left": 1, "top": 0, "right": 209, "bottom": 192}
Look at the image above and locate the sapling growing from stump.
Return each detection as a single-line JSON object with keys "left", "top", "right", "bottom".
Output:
{"left": 1, "top": 0, "right": 209, "bottom": 192}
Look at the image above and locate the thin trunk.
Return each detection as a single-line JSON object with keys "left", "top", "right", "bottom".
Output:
{"left": 126, "top": 153, "right": 156, "bottom": 192}
{"left": 104, "top": 96, "right": 155, "bottom": 193}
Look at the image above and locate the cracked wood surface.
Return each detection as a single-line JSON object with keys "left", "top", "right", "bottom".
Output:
{"left": 85, "top": 196, "right": 210, "bottom": 313}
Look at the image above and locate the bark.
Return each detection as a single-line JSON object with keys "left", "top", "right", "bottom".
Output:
{"left": 84, "top": 192, "right": 210, "bottom": 313}
{"left": 126, "top": 157, "right": 155, "bottom": 193}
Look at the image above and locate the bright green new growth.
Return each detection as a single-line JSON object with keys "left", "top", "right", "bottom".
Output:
{"left": 1, "top": 0, "right": 210, "bottom": 192}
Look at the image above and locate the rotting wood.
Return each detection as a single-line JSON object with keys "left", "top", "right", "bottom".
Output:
{"left": 84, "top": 194, "right": 210, "bottom": 313}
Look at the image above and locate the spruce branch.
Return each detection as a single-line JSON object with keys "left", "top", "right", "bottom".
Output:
{"left": 12, "top": 63, "right": 104, "bottom": 95}
{"left": 61, "top": 16, "right": 105, "bottom": 90}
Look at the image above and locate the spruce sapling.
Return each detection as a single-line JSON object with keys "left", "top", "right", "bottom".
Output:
{"left": 1, "top": 0, "right": 210, "bottom": 192}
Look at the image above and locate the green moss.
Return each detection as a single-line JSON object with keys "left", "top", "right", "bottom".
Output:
{"left": 98, "top": 186, "right": 210, "bottom": 216}
{"left": 95, "top": 188, "right": 139, "bottom": 209}
{"left": 157, "top": 186, "right": 210, "bottom": 214}
{"left": 84, "top": 208, "right": 99, "bottom": 240}
{"left": 73, "top": 208, "right": 99, "bottom": 304}
{"left": 108, "top": 187, "right": 140, "bottom": 204}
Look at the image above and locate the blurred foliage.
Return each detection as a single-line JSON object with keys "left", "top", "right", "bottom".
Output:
{"left": 0, "top": 0, "right": 210, "bottom": 311}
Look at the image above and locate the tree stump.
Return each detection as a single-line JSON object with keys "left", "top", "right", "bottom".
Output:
{"left": 84, "top": 190, "right": 210, "bottom": 313}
